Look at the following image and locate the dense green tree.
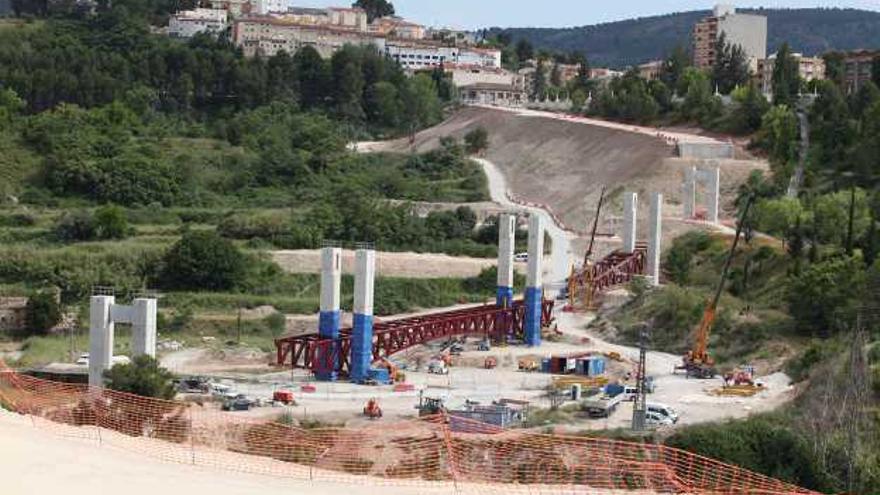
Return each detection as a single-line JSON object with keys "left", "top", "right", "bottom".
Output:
{"left": 104, "top": 355, "right": 176, "bottom": 400}
{"left": 515, "top": 39, "right": 534, "bottom": 64}
{"left": 570, "top": 52, "right": 591, "bottom": 92}
{"left": 550, "top": 62, "right": 562, "bottom": 87}
{"left": 873, "top": 55, "right": 880, "bottom": 89}
{"left": 352, "top": 0, "right": 394, "bottom": 23}
{"left": 812, "top": 189, "right": 872, "bottom": 247}
{"left": 754, "top": 197, "right": 805, "bottom": 238}
{"left": 772, "top": 43, "right": 801, "bottom": 108}
{"left": 661, "top": 45, "right": 691, "bottom": 94}
{"left": 24, "top": 291, "right": 62, "bottom": 336}
{"left": 729, "top": 83, "right": 770, "bottom": 134}
{"left": 823, "top": 51, "right": 846, "bottom": 87}
{"left": 331, "top": 46, "right": 366, "bottom": 122}
{"left": 848, "top": 81, "right": 880, "bottom": 119}
{"left": 680, "top": 68, "right": 723, "bottom": 125}
{"left": 532, "top": 58, "right": 548, "bottom": 100}
{"left": 759, "top": 105, "right": 799, "bottom": 180}
{"left": 294, "top": 46, "right": 330, "bottom": 110}
{"left": 159, "top": 230, "right": 248, "bottom": 291}
{"left": 786, "top": 255, "right": 865, "bottom": 336}
{"left": 712, "top": 33, "right": 750, "bottom": 95}
{"left": 93, "top": 205, "right": 129, "bottom": 240}
{"left": 54, "top": 210, "right": 97, "bottom": 242}
{"left": 810, "top": 81, "right": 855, "bottom": 179}
{"left": 401, "top": 74, "right": 441, "bottom": 134}
{"left": 591, "top": 72, "right": 659, "bottom": 124}
{"left": 366, "top": 81, "right": 401, "bottom": 129}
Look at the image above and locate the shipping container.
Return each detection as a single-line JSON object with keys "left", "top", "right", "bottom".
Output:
{"left": 588, "top": 358, "right": 606, "bottom": 376}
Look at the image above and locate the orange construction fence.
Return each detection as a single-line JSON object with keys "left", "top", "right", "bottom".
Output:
{"left": 0, "top": 366, "right": 820, "bottom": 495}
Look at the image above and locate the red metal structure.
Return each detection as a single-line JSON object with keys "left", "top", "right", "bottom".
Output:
{"left": 276, "top": 299, "right": 554, "bottom": 373}
{"left": 570, "top": 242, "right": 648, "bottom": 308}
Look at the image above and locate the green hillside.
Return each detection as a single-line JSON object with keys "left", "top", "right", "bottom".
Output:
{"left": 489, "top": 8, "right": 880, "bottom": 68}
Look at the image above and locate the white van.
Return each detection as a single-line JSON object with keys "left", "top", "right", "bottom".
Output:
{"left": 513, "top": 253, "right": 529, "bottom": 262}
{"left": 647, "top": 403, "right": 679, "bottom": 423}
{"left": 646, "top": 411, "right": 674, "bottom": 427}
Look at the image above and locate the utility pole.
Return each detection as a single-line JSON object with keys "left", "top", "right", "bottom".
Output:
{"left": 631, "top": 325, "right": 649, "bottom": 431}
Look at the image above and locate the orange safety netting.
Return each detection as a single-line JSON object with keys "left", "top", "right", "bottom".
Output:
{"left": 0, "top": 367, "right": 819, "bottom": 495}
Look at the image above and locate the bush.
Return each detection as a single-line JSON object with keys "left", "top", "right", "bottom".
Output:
{"left": 464, "top": 127, "right": 489, "bottom": 154}
{"left": 93, "top": 205, "right": 128, "bottom": 240}
{"left": 24, "top": 291, "right": 62, "bottom": 336}
{"left": 786, "top": 256, "right": 865, "bottom": 336}
{"left": 264, "top": 312, "right": 287, "bottom": 338}
{"left": 104, "top": 355, "right": 176, "bottom": 400}
{"left": 158, "top": 230, "right": 249, "bottom": 291}
{"left": 54, "top": 210, "right": 97, "bottom": 242}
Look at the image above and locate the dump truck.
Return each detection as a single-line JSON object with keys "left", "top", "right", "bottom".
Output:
{"left": 581, "top": 392, "right": 624, "bottom": 418}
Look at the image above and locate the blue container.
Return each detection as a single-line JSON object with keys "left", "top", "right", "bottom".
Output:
{"left": 605, "top": 383, "right": 625, "bottom": 397}
{"left": 541, "top": 358, "right": 551, "bottom": 373}
{"left": 367, "top": 368, "right": 391, "bottom": 384}
{"left": 588, "top": 358, "right": 606, "bottom": 376}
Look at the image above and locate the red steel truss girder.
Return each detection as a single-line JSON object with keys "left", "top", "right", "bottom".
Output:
{"left": 275, "top": 299, "right": 555, "bottom": 372}
{"left": 571, "top": 243, "right": 648, "bottom": 299}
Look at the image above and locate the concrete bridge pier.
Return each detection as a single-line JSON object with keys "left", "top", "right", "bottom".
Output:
{"left": 648, "top": 193, "right": 663, "bottom": 287}
{"left": 89, "top": 296, "right": 115, "bottom": 388}
{"left": 524, "top": 215, "right": 545, "bottom": 347}
{"left": 623, "top": 192, "right": 638, "bottom": 254}
{"left": 350, "top": 249, "right": 376, "bottom": 383}
{"left": 316, "top": 247, "right": 342, "bottom": 381}
{"left": 496, "top": 214, "right": 515, "bottom": 308}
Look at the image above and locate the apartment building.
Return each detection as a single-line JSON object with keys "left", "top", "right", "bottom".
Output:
{"left": 638, "top": 60, "right": 664, "bottom": 81}
{"left": 756, "top": 52, "right": 825, "bottom": 94}
{"left": 280, "top": 6, "right": 368, "bottom": 31}
{"left": 449, "top": 66, "right": 524, "bottom": 90}
{"left": 371, "top": 16, "right": 425, "bottom": 40}
{"left": 209, "top": 0, "right": 251, "bottom": 18}
{"left": 693, "top": 5, "right": 767, "bottom": 72}
{"left": 460, "top": 83, "right": 525, "bottom": 107}
{"left": 252, "top": 0, "right": 285, "bottom": 15}
{"left": 233, "top": 17, "right": 385, "bottom": 58}
{"left": 384, "top": 42, "right": 500, "bottom": 70}
{"left": 168, "top": 8, "right": 228, "bottom": 38}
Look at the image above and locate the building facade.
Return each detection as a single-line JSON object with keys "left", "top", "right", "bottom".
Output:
{"left": 384, "top": 42, "right": 501, "bottom": 70}
{"left": 252, "top": 0, "right": 285, "bottom": 15}
{"left": 693, "top": 5, "right": 767, "bottom": 72}
{"left": 371, "top": 16, "right": 425, "bottom": 40}
{"left": 168, "top": 8, "right": 228, "bottom": 38}
{"left": 233, "top": 17, "right": 385, "bottom": 58}
{"left": 209, "top": 0, "right": 250, "bottom": 18}
{"left": 638, "top": 60, "right": 664, "bottom": 81}
{"left": 842, "top": 50, "right": 879, "bottom": 93}
{"left": 449, "top": 66, "right": 524, "bottom": 90}
{"left": 756, "top": 52, "right": 825, "bottom": 95}
{"left": 460, "top": 83, "right": 525, "bottom": 107}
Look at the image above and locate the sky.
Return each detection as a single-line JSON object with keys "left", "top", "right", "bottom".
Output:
{"left": 293, "top": 1, "right": 880, "bottom": 29}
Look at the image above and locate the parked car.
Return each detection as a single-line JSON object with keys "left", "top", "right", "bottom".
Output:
{"left": 514, "top": 253, "right": 529, "bottom": 262}
{"left": 645, "top": 411, "right": 675, "bottom": 427}
{"left": 222, "top": 394, "right": 255, "bottom": 412}
{"left": 647, "top": 402, "right": 679, "bottom": 423}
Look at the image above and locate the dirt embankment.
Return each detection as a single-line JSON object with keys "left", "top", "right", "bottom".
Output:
{"left": 271, "top": 249, "right": 527, "bottom": 279}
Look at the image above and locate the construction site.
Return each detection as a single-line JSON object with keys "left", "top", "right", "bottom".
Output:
{"left": 1, "top": 105, "right": 816, "bottom": 494}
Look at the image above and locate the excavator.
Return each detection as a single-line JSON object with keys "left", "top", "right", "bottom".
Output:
{"left": 364, "top": 398, "right": 383, "bottom": 419}
{"left": 676, "top": 195, "right": 755, "bottom": 379}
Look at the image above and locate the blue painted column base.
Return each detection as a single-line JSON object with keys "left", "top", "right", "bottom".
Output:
{"left": 350, "top": 313, "right": 374, "bottom": 383}
{"left": 496, "top": 286, "right": 514, "bottom": 308}
{"left": 524, "top": 286, "right": 543, "bottom": 347}
{"left": 315, "top": 310, "right": 341, "bottom": 381}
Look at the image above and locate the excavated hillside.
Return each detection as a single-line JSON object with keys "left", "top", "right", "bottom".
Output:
{"left": 367, "top": 107, "right": 766, "bottom": 244}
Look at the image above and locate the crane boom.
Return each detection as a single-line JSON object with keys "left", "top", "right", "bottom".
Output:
{"left": 683, "top": 195, "right": 755, "bottom": 376}
{"left": 584, "top": 186, "right": 607, "bottom": 266}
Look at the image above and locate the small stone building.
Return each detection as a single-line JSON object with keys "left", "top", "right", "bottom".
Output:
{"left": 0, "top": 297, "right": 28, "bottom": 333}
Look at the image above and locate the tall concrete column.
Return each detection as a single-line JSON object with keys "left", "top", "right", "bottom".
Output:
{"left": 524, "top": 215, "right": 545, "bottom": 347}
{"left": 131, "top": 298, "right": 157, "bottom": 358}
{"left": 706, "top": 166, "right": 721, "bottom": 224}
{"left": 350, "top": 249, "right": 376, "bottom": 383}
{"left": 648, "top": 193, "right": 663, "bottom": 287}
{"left": 496, "top": 214, "right": 515, "bottom": 308}
{"left": 88, "top": 295, "right": 115, "bottom": 388}
{"left": 316, "top": 247, "right": 342, "bottom": 381}
{"left": 683, "top": 166, "right": 697, "bottom": 219}
{"left": 623, "top": 192, "right": 638, "bottom": 254}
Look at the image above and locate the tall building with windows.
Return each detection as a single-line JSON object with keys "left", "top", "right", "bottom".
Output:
{"left": 693, "top": 5, "right": 767, "bottom": 72}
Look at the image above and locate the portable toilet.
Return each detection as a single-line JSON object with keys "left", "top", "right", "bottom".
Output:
{"left": 570, "top": 384, "right": 582, "bottom": 401}
{"left": 588, "top": 358, "right": 606, "bottom": 376}
{"left": 541, "top": 358, "right": 551, "bottom": 373}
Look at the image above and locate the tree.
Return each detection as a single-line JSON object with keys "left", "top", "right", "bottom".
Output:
{"left": 729, "top": 83, "right": 770, "bottom": 133}
{"left": 787, "top": 256, "right": 865, "bottom": 336}
{"left": 515, "top": 39, "right": 534, "bottom": 64}
{"left": 753, "top": 197, "right": 805, "bottom": 238}
{"left": 104, "top": 355, "right": 176, "bottom": 400}
{"left": 330, "top": 46, "right": 365, "bottom": 122}
{"left": 872, "top": 55, "right": 880, "bottom": 89}
{"left": 93, "top": 205, "right": 128, "bottom": 240}
{"left": 550, "top": 62, "right": 562, "bottom": 87}
{"left": 352, "top": 0, "right": 394, "bottom": 23}
{"left": 295, "top": 46, "right": 329, "bottom": 110}
{"left": 810, "top": 81, "right": 855, "bottom": 178}
{"left": 54, "top": 210, "right": 97, "bottom": 242}
{"left": 366, "top": 81, "right": 401, "bottom": 129}
{"left": 464, "top": 127, "right": 489, "bottom": 155}
{"left": 532, "top": 58, "right": 548, "bottom": 100}
{"left": 401, "top": 74, "right": 441, "bottom": 136}
{"left": 823, "top": 51, "right": 846, "bottom": 87}
{"left": 759, "top": 105, "right": 799, "bottom": 180}
{"left": 772, "top": 43, "right": 801, "bottom": 108}
{"left": 24, "top": 291, "right": 62, "bottom": 336}
{"left": 661, "top": 45, "right": 691, "bottom": 94}
{"left": 159, "top": 230, "right": 249, "bottom": 291}
{"left": 712, "top": 33, "right": 749, "bottom": 95}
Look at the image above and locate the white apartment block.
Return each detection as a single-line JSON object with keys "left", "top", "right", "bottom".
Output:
{"left": 168, "top": 8, "right": 228, "bottom": 38}
{"left": 371, "top": 16, "right": 425, "bottom": 40}
{"left": 253, "top": 0, "right": 286, "bottom": 15}
{"left": 450, "top": 66, "right": 523, "bottom": 89}
{"left": 385, "top": 42, "right": 501, "bottom": 70}
{"left": 209, "top": 0, "right": 250, "bottom": 18}
{"left": 694, "top": 5, "right": 767, "bottom": 72}
{"left": 233, "top": 17, "right": 385, "bottom": 58}
{"left": 281, "top": 6, "right": 368, "bottom": 31}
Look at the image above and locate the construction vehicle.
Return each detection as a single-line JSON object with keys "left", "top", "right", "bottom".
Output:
{"left": 375, "top": 357, "right": 406, "bottom": 383}
{"left": 484, "top": 356, "right": 497, "bottom": 369}
{"left": 675, "top": 195, "right": 755, "bottom": 379}
{"left": 723, "top": 369, "right": 755, "bottom": 387}
{"left": 518, "top": 358, "right": 539, "bottom": 372}
{"left": 582, "top": 391, "right": 624, "bottom": 418}
{"left": 363, "top": 398, "right": 383, "bottom": 419}
{"left": 416, "top": 393, "right": 446, "bottom": 417}
{"left": 427, "top": 359, "right": 449, "bottom": 375}
{"left": 272, "top": 390, "right": 296, "bottom": 405}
